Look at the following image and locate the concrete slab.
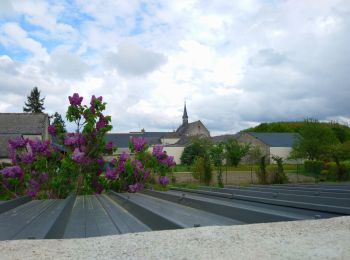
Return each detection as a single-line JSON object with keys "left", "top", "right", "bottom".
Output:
{"left": 0, "top": 216, "right": 349, "bottom": 260}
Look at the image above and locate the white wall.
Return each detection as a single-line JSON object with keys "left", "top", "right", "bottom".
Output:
{"left": 161, "top": 138, "right": 180, "bottom": 145}
{"left": 269, "top": 147, "right": 296, "bottom": 164}
{"left": 162, "top": 146, "right": 185, "bottom": 164}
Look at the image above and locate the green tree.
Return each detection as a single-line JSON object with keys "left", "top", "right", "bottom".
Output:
{"left": 192, "top": 154, "right": 213, "bottom": 186}
{"left": 224, "top": 138, "right": 250, "bottom": 167}
{"left": 327, "top": 141, "right": 350, "bottom": 180}
{"left": 210, "top": 142, "right": 225, "bottom": 187}
{"left": 292, "top": 119, "right": 338, "bottom": 160}
{"left": 49, "top": 112, "right": 67, "bottom": 143}
{"left": 23, "top": 87, "right": 45, "bottom": 113}
{"left": 180, "top": 136, "right": 212, "bottom": 165}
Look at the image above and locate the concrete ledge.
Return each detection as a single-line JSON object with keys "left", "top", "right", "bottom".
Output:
{"left": 1, "top": 216, "right": 349, "bottom": 259}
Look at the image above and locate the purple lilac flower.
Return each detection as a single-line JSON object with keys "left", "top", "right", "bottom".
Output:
{"left": 48, "top": 125, "right": 56, "bottom": 135}
{"left": 29, "top": 139, "right": 50, "bottom": 155}
{"left": 96, "top": 156, "right": 105, "bottom": 166}
{"left": 158, "top": 176, "right": 169, "bottom": 185}
{"left": 131, "top": 137, "right": 147, "bottom": 152}
{"left": 105, "top": 166, "right": 117, "bottom": 180}
{"left": 119, "top": 152, "right": 129, "bottom": 162}
{"left": 105, "top": 141, "right": 113, "bottom": 150}
{"left": 143, "top": 170, "right": 151, "bottom": 181}
{"left": 64, "top": 133, "right": 85, "bottom": 147}
{"left": 128, "top": 183, "right": 139, "bottom": 193}
{"left": 96, "top": 114, "right": 106, "bottom": 129}
{"left": 71, "top": 148, "right": 85, "bottom": 163}
{"left": 152, "top": 145, "right": 163, "bottom": 158}
{"left": 38, "top": 172, "right": 48, "bottom": 183}
{"left": 90, "top": 95, "right": 103, "bottom": 106}
{"left": 26, "top": 179, "right": 39, "bottom": 197}
{"left": 8, "top": 136, "right": 28, "bottom": 148}
{"left": 68, "top": 93, "right": 83, "bottom": 106}
{"left": 116, "top": 160, "right": 126, "bottom": 173}
{"left": 21, "top": 152, "right": 35, "bottom": 164}
{"left": 1, "top": 166, "right": 24, "bottom": 179}
{"left": 159, "top": 156, "right": 176, "bottom": 167}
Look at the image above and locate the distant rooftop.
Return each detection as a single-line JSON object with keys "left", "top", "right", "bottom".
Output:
{"left": 248, "top": 132, "right": 298, "bottom": 147}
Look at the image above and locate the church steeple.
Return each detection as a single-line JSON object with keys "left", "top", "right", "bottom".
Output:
{"left": 182, "top": 101, "right": 188, "bottom": 125}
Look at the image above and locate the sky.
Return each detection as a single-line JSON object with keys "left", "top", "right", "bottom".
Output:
{"left": 0, "top": 0, "right": 350, "bottom": 135}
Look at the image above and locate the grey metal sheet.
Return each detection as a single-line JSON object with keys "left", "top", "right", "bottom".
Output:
{"left": 171, "top": 187, "right": 350, "bottom": 215}
{"left": 0, "top": 200, "right": 55, "bottom": 240}
{"left": 111, "top": 192, "right": 239, "bottom": 229}
{"left": 200, "top": 187, "right": 350, "bottom": 208}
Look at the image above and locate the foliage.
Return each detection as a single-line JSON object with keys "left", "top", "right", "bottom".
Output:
{"left": 291, "top": 119, "right": 339, "bottom": 160}
{"left": 256, "top": 156, "right": 268, "bottom": 184}
{"left": 224, "top": 138, "right": 250, "bottom": 167}
{"left": 304, "top": 160, "right": 324, "bottom": 177}
{"left": 23, "top": 87, "right": 45, "bottom": 113}
{"left": 326, "top": 141, "right": 350, "bottom": 181}
{"left": 270, "top": 156, "right": 288, "bottom": 184}
{"left": 180, "top": 136, "right": 212, "bottom": 165}
{"left": 210, "top": 142, "right": 225, "bottom": 187}
{"left": 191, "top": 155, "right": 213, "bottom": 186}
{"left": 49, "top": 112, "right": 67, "bottom": 143}
{"left": 1, "top": 93, "right": 174, "bottom": 199}
{"left": 243, "top": 121, "right": 350, "bottom": 143}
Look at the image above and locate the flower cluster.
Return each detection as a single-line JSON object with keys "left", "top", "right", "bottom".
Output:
{"left": 152, "top": 145, "right": 176, "bottom": 167}
{"left": 1, "top": 166, "right": 23, "bottom": 179}
{"left": 69, "top": 93, "right": 83, "bottom": 106}
{"left": 130, "top": 137, "right": 147, "bottom": 152}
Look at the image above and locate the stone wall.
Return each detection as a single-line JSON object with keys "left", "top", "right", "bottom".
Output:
{"left": 172, "top": 171, "right": 315, "bottom": 185}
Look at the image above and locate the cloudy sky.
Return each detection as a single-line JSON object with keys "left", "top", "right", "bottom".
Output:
{"left": 0, "top": 0, "right": 349, "bottom": 135}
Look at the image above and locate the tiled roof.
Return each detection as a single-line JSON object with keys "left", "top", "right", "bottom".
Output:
{"left": 0, "top": 113, "right": 48, "bottom": 135}
{"left": 248, "top": 132, "right": 298, "bottom": 147}
{"left": 105, "top": 132, "right": 170, "bottom": 148}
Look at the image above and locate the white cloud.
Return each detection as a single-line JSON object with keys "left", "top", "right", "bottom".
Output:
{"left": 0, "top": 0, "right": 350, "bottom": 134}
{"left": 48, "top": 46, "right": 89, "bottom": 79}
{"left": 0, "top": 22, "right": 48, "bottom": 60}
{"left": 104, "top": 42, "right": 167, "bottom": 76}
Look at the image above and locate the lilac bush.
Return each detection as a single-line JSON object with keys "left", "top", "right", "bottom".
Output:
{"left": 1, "top": 93, "right": 175, "bottom": 199}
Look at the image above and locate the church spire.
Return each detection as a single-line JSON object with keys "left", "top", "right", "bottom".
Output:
{"left": 182, "top": 101, "right": 188, "bottom": 125}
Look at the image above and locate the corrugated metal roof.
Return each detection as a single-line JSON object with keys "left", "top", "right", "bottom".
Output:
{"left": 0, "top": 183, "right": 347, "bottom": 240}
{"left": 248, "top": 132, "right": 298, "bottom": 147}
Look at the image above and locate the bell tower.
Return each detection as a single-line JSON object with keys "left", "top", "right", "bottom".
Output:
{"left": 182, "top": 101, "right": 188, "bottom": 126}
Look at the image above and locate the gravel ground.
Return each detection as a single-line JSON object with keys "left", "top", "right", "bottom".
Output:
{"left": 0, "top": 216, "right": 349, "bottom": 260}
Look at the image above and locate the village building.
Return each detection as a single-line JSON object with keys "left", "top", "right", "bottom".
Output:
{"left": 0, "top": 113, "right": 49, "bottom": 163}
{"left": 105, "top": 103, "right": 210, "bottom": 163}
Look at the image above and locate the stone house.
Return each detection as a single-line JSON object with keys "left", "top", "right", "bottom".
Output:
{"left": 0, "top": 113, "right": 49, "bottom": 163}
{"left": 237, "top": 132, "right": 298, "bottom": 164}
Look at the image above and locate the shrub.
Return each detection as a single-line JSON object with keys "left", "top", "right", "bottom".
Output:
{"left": 192, "top": 155, "right": 213, "bottom": 186}
{"left": 0, "top": 93, "right": 175, "bottom": 199}
{"left": 270, "top": 156, "right": 288, "bottom": 184}
{"left": 304, "top": 160, "right": 324, "bottom": 176}
{"left": 256, "top": 156, "right": 268, "bottom": 184}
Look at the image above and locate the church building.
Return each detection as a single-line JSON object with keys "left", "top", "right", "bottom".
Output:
{"left": 105, "top": 103, "right": 210, "bottom": 163}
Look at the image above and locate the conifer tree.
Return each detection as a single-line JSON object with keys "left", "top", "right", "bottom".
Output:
{"left": 23, "top": 87, "right": 45, "bottom": 113}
